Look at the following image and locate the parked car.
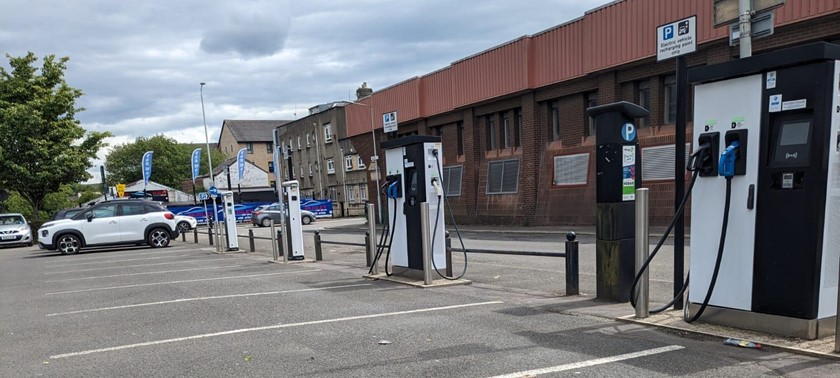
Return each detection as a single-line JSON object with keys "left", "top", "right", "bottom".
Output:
{"left": 37, "top": 199, "right": 179, "bottom": 255}
{"left": 250, "top": 204, "right": 316, "bottom": 227}
{"left": 174, "top": 215, "right": 197, "bottom": 233}
{"left": 52, "top": 207, "right": 85, "bottom": 221}
{"left": 0, "top": 213, "right": 33, "bottom": 248}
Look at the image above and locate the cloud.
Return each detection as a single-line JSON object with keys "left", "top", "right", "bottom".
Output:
{"left": 199, "top": 6, "right": 291, "bottom": 58}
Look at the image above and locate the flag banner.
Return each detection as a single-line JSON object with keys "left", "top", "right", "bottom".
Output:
{"left": 237, "top": 147, "right": 247, "bottom": 182}
{"left": 191, "top": 148, "right": 202, "bottom": 183}
{"left": 142, "top": 151, "right": 154, "bottom": 186}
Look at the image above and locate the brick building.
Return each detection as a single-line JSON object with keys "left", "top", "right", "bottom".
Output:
{"left": 342, "top": 0, "right": 840, "bottom": 226}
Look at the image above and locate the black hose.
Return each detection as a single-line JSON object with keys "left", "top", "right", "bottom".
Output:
{"left": 383, "top": 197, "right": 398, "bottom": 276}
{"left": 430, "top": 153, "right": 468, "bottom": 280}
{"left": 685, "top": 176, "right": 732, "bottom": 323}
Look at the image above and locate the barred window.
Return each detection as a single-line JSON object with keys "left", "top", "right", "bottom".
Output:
{"left": 486, "top": 159, "right": 519, "bottom": 194}
{"left": 442, "top": 166, "right": 463, "bottom": 197}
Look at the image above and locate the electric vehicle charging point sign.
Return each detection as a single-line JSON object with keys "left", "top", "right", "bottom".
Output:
{"left": 622, "top": 146, "right": 636, "bottom": 201}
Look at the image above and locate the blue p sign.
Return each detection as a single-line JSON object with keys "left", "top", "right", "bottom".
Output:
{"left": 621, "top": 123, "right": 636, "bottom": 142}
{"left": 663, "top": 25, "right": 674, "bottom": 40}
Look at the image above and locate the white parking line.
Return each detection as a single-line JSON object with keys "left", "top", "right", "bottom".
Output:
{"left": 46, "top": 283, "right": 372, "bottom": 316}
{"left": 43, "top": 248, "right": 194, "bottom": 264}
{"left": 44, "top": 265, "right": 245, "bottom": 283}
{"left": 44, "top": 253, "right": 212, "bottom": 268}
{"left": 45, "top": 270, "right": 321, "bottom": 296}
{"left": 485, "top": 345, "right": 685, "bottom": 378}
{"left": 49, "top": 301, "right": 503, "bottom": 359}
{"left": 44, "top": 257, "right": 230, "bottom": 274}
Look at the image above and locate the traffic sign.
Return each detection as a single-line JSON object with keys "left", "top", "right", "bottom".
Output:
{"left": 198, "top": 192, "right": 209, "bottom": 201}
{"left": 115, "top": 183, "right": 126, "bottom": 198}
{"left": 383, "top": 111, "right": 398, "bottom": 133}
{"left": 208, "top": 186, "right": 218, "bottom": 198}
{"left": 656, "top": 16, "right": 697, "bottom": 61}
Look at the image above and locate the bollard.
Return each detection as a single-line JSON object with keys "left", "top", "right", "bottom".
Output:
{"left": 182, "top": 229, "right": 186, "bottom": 242}
{"left": 421, "top": 203, "right": 432, "bottom": 285}
{"left": 367, "top": 203, "right": 376, "bottom": 271}
{"left": 635, "top": 188, "right": 650, "bottom": 318}
{"left": 364, "top": 231, "right": 371, "bottom": 267}
{"left": 278, "top": 229, "right": 287, "bottom": 263}
{"left": 314, "top": 231, "right": 323, "bottom": 261}
{"left": 248, "top": 229, "right": 255, "bottom": 252}
{"left": 208, "top": 227, "right": 214, "bottom": 245}
{"left": 565, "top": 232, "right": 579, "bottom": 296}
{"left": 193, "top": 227, "right": 198, "bottom": 243}
{"left": 269, "top": 219, "right": 278, "bottom": 261}
{"left": 445, "top": 231, "right": 452, "bottom": 277}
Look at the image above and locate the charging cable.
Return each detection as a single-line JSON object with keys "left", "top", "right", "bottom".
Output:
{"left": 429, "top": 150, "right": 468, "bottom": 280}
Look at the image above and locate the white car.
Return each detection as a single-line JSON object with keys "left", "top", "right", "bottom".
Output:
{"left": 0, "top": 213, "right": 33, "bottom": 247}
{"left": 175, "top": 215, "right": 198, "bottom": 233}
{"left": 38, "top": 199, "right": 179, "bottom": 255}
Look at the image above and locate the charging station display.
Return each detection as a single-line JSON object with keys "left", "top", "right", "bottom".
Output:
{"left": 221, "top": 191, "right": 239, "bottom": 251}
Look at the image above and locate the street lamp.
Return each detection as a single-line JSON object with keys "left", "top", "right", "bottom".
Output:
{"left": 200, "top": 82, "right": 221, "bottom": 250}
{"left": 348, "top": 101, "right": 383, "bottom": 224}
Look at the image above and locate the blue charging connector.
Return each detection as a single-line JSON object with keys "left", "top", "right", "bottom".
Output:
{"left": 719, "top": 141, "right": 740, "bottom": 178}
{"left": 386, "top": 181, "right": 400, "bottom": 199}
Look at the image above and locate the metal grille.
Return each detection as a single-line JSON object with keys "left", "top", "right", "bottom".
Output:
{"left": 641, "top": 144, "right": 691, "bottom": 181}
{"left": 553, "top": 153, "right": 589, "bottom": 186}
{"left": 443, "top": 166, "right": 463, "bottom": 197}
{"left": 487, "top": 159, "right": 520, "bottom": 194}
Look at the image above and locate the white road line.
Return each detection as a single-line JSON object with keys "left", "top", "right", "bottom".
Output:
{"left": 468, "top": 261, "right": 674, "bottom": 283}
{"left": 44, "top": 257, "right": 230, "bottom": 274}
{"left": 44, "top": 254, "right": 211, "bottom": 268}
{"left": 46, "top": 284, "right": 372, "bottom": 316}
{"left": 485, "top": 345, "right": 685, "bottom": 378}
{"left": 44, "top": 270, "right": 321, "bottom": 296}
{"left": 49, "top": 301, "right": 503, "bottom": 359}
{"left": 43, "top": 265, "right": 245, "bottom": 283}
{"left": 43, "top": 248, "right": 193, "bottom": 264}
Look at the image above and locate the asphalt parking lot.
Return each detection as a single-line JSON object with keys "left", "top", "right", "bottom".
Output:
{"left": 3, "top": 227, "right": 840, "bottom": 377}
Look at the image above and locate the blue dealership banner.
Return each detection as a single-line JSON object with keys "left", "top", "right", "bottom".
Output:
{"left": 300, "top": 198, "right": 333, "bottom": 218}
{"left": 237, "top": 147, "right": 247, "bottom": 182}
{"left": 142, "top": 151, "right": 154, "bottom": 187}
{"left": 191, "top": 148, "right": 202, "bottom": 183}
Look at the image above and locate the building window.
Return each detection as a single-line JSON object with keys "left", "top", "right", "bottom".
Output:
{"left": 486, "top": 159, "right": 520, "bottom": 194}
{"left": 457, "top": 121, "right": 465, "bottom": 155}
{"left": 270, "top": 180, "right": 276, "bottom": 188}
{"left": 288, "top": 138, "right": 292, "bottom": 152}
{"left": 486, "top": 115, "right": 497, "bottom": 150}
{"left": 299, "top": 164, "right": 303, "bottom": 180}
{"left": 297, "top": 136, "right": 301, "bottom": 150}
{"left": 327, "top": 158, "right": 335, "bottom": 174}
{"left": 347, "top": 185, "right": 357, "bottom": 204}
{"left": 357, "top": 156, "right": 366, "bottom": 169}
{"left": 664, "top": 75, "right": 677, "bottom": 124}
{"left": 502, "top": 113, "right": 511, "bottom": 149}
{"left": 433, "top": 126, "right": 442, "bottom": 137}
{"left": 637, "top": 80, "right": 651, "bottom": 128}
{"left": 308, "top": 163, "right": 313, "bottom": 177}
{"left": 513, "top": 109, "right": 522, "bottom": 147}
{"left": 550, "top": 100, "right": 560, "bottom": 141}
{"left": 359, "top": 184, "right": 368, "bottom": 201}
{"left": 266, "top": 142, "right": 272, "bottom": 153}
{"left": 553, "top": 153, "right": 590, "bottom": 186}
{"left": 246, "top": 142, "right": 254, "bottom": 154}
{"left": 268, "top": 161, "right": 274, "bottom": 173}
{"left": 442, "top": 166, "right": 463, "bottom": 196}
{"left": 306, "top": 133, "right": 311, "bottom": 148}
{"left": 345, "top": 155, "right": 353, "bottom": 171}
{"left": 324, "top": 124, "right": 333, "bottom": 143}
{"left": 586, "top": 92, "right": 598, "bottom": 137}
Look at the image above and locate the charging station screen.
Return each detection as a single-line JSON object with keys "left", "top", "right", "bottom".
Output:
{"left": 779, "top": 121, "right": 810, "bottom": 146}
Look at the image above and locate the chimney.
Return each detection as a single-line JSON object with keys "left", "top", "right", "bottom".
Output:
{"left": 355, "top": 82, "right": 373, "bottom": 100}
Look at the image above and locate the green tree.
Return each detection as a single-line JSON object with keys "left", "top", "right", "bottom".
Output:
{"left": 0, "top": 52, "right": 110, "bottom": 220}
{"left": 105, "top": 135, "right": 225, "bottom": 190}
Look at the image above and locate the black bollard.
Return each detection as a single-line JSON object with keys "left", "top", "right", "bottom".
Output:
{"left": 208, "top": 227, "right": 214, "bottom": 246}
{"left": 565, "top": 231, "right": 580, "bottom": 296}
{"left": 364, "top": 231, "right": 371, "bottom": 267}
{"left": 248, "top": 229, "right": 255, "bottom": 252}
{"left": 315, "top": 231, "right": 322, "bottom": 261}
{"left": 445, "top": 231, "right": 452, "bottom": 277}
{"left": 193, "top": 227, "right": 198, "bottom": 243}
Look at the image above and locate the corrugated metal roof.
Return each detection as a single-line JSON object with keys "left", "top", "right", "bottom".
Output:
{"left": 222, "top": 120, "right": 292, "bottom": 142}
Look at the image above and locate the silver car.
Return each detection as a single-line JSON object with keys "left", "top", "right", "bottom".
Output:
{"left": 0, "top": 213, "right": 33, "bottom": 247}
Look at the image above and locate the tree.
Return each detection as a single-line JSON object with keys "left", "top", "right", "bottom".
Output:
{"left": 105, "top": 135, "right": 225, "bottom": 190}
{"left": 0, "top": 52, "right": 110, "bottom": 220}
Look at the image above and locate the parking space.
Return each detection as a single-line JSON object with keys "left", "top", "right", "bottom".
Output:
{"left": 3, "top": 241, "right": 840, "bottom": 377}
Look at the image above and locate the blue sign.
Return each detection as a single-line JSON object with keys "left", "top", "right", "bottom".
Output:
{"left": 142, "top": 151, "right": 154, "bottom": 186}
{"left": 663, "top": 25, "right": 674, "bottom": 40}
{"left": 191, "top": 148, "right": 202, "bottom": 183}
{"left": 198, "top": 192, "right": 208, "bottom": 201}
{"left": 301, "top": 198, "right": 334, "bottom": 218}
{"left": 621, "top": 123, "right": 636, "bottom": 142}
{"left": 208, "top": 186, "right": 218, "bottom": 196}
{"left": 237, "top": 147, "right": 247, "bottom": 181}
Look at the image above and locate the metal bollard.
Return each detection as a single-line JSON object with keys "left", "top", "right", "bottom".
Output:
{"left": 565, "top": 232, "right": 579, "bottom": 296}
{"left": 193, "top": 227, "right": 198, "bottom": 243}
{"left": 421, "top": 203, "right": 432, "bottom": 285}
{"left": 445, "top": 231, "right": 452, "bottom": 277}
{"left": 364, "top": 231, "right": 371, "bottom": 267}
{"left": 635, "top": 188, "right": 650, "bottom": 318}
{"left": 208, "top": 227, "right": 214, "bottom": 245}
{"left": 367, "top": 203, "right": 376, "bottom": 271}
{"left": 248, "top": 229, "right": 255, "bottom": 252}
{"left": 269, "top": 219, "right": 278, "bottom": 261}
{"left": 278, "top": 229, "right": 287, "bottom": 263}
{"left": 314, "top": 231, "right": 323, "bottom": 261}
{"left": 182, "top": 230, "right": 186, "bottom": 241}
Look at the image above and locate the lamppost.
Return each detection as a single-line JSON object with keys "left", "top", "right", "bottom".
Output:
{"left": 348, "top": 102, "right": 382, "bottom": 224}
{"left": 200, "top": 82, "right": 220, "bottom": 249}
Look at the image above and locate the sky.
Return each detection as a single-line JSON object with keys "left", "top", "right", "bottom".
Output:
{"left": 0, "top": 0, "right": 609, "bottom": 184}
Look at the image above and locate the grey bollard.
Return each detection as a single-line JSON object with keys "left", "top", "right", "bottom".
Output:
{"left": 635, "top": 188, "right": 650, "bottom": 318}
{"left": 565, "top": 232, "right": 580, "bottom": 296}
{"left": 248, "top": 229, "right": 255, "bottom": 252}
{"left": 314, "top": 231, "right": 323, "bottom": 261}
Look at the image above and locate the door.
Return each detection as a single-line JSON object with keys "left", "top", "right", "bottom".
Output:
{"left": 118, "top": 202, "right": 150, "bottom": 242}
{"left": 80, "top": 204, "right": 121, "bottom": 245}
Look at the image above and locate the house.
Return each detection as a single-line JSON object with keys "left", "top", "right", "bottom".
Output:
{"left": 217, "top": 119, "right": 292, "bottom": 184}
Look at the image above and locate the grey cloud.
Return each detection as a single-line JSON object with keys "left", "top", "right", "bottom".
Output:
{"left": 200, "top": 25, "right": 288, "bottom": 58}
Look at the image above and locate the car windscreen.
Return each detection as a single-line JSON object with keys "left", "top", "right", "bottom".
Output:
{"left": 0, "top": 215, "right": 25, "bottom": 225}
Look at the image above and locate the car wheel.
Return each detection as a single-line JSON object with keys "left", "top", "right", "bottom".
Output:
{"left": 260, "top": 218, "right": 272, "bottom": 227}
{"left": 177, "top": 221, "right": 191, "bottom": 233}
{"left": 57, "top": 234, "right": 81, "bottom": 255}
{"left": 148, "top": 228, "right": 171, "bottom": 248}
{"left": 302, "top": 215, "right": 313, "bottom": 225}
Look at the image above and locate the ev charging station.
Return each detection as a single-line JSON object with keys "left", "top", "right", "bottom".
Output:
{"left": 220, "top": 191, "right": 239, "bottom": 251}
{"left": 687, "top": 42, "right": 840, "bottom": 339}
{"left": 379, "top": 135, "right": 447, "bottom": 279}
{"left": 282, "top": 180, "right": 305, "bottom": 260}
